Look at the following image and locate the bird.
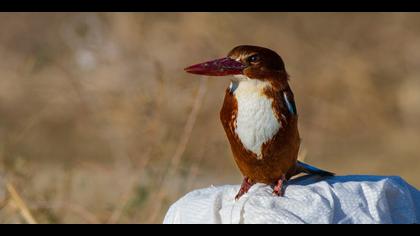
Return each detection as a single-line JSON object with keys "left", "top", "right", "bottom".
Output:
{"left": 184, "top": 45, "right": 334, "bottom": 200}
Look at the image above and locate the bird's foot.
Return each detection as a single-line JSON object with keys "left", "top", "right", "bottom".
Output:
{"left": 272, "top": 175, "right": 287, "bottom": 197}
{"left": 235, "top": 177, "right": 254, "bottom": 200}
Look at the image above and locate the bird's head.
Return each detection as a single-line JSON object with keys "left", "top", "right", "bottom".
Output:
{"left": 184, "top": 45, "right": 288, "bottom": 82}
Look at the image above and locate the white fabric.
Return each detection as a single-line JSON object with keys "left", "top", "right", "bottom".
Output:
{"left": 163, "top": 175, "right": 420, "bottom": 224}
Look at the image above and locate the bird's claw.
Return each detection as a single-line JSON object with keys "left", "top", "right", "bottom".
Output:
{"left": 272, "top": 175, "right": 286, "bottom": 197}
{"left": 235, "top": 177, "right": 254, "bottom": 200}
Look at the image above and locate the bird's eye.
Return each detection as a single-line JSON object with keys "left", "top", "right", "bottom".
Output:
{"left": 247, "top": 54, "right": 259, "bottom": 63}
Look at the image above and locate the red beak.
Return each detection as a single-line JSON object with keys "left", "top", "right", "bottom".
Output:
{"left": 184, "top": 57, "right": 246, "bottom": 76}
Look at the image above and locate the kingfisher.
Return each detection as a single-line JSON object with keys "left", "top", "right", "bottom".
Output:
{"left": 184, "top": 45, "right": 334, "bottom": 200}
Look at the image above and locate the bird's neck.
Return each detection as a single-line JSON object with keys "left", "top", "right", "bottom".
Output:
{"left": 229, "top": 79, "right": 270, "bottom": 95}
{"left": 229, "top": 75, "right": 288, "bottom": 94}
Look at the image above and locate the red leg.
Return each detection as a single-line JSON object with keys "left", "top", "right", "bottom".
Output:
{"left": 235, "top": 177, "right": 254, "bottom": 200}
{"left": 272, "top": 175, "right": 286, "bottom": 197}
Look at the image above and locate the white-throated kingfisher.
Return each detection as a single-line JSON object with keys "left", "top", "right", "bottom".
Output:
{"left": 185, "top": 45, "right": 334, "bottom": 200}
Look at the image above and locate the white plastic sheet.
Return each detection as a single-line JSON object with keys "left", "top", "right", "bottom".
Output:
{"left": 164, "top": 175, "right": 420, "bottom": 224}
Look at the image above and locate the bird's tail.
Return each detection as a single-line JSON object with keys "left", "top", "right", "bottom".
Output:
{"left": 296, "top": 161, "right": 335, "bottom": 177}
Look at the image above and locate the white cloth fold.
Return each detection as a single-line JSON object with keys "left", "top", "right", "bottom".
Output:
{"left": 163, "top": 175, "right": 420, "bottom": 224}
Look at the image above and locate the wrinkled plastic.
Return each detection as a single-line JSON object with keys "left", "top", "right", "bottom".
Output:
{"left": 164, "top": 175, "right": 420, "bottom": 224}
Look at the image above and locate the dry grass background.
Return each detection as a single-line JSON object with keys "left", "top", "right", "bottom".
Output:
{"left": 0, "top": 13, "right": 419, "bottom": 223}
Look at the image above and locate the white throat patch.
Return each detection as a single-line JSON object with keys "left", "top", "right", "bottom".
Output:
{"left": 232, "top": 79, "right": 281, "bottom": 159}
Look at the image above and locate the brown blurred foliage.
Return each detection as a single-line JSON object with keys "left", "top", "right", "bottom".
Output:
{"left": 0, "top": 13, "right": 419, "bottom": 223}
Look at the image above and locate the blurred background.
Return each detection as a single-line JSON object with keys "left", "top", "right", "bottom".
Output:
{"left": 0, "top": 13, "right": 419, "bottom": 223}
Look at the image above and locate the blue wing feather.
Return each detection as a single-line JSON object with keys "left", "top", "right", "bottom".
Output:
{"left": 283, "top": 91, "right": 297, "bottom": 115}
